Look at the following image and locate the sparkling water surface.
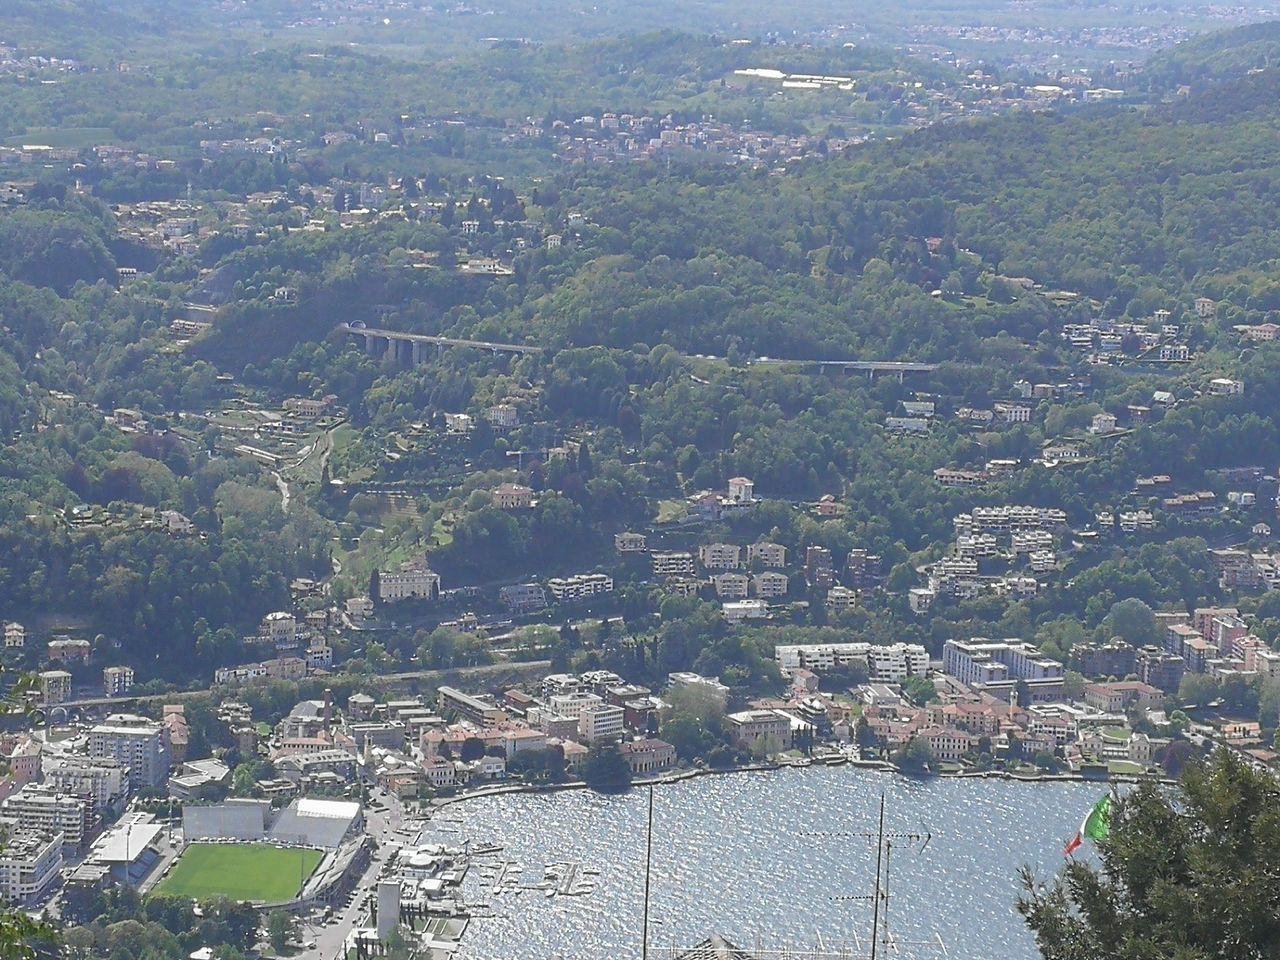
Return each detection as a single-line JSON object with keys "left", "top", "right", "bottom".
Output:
{"left": 428, "top": 766, "right": 1099, "bottom": 960}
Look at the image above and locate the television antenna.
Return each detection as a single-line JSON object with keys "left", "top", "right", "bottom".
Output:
{"left": 800, "top": 792, "right": 948, "bottom": 958}
{"left": 645, "top": 788, "right": 948, "bottom": 960}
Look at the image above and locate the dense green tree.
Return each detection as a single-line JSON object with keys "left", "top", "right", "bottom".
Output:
{"left": 1018, "top": 750, "right": 1280, "bottom": 960}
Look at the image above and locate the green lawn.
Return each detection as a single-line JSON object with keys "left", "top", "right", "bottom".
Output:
{"left": 1107, "top": 760, "right": 1146, "bottom": 775}
{"left": 3, "top": 127, "right": 115, "bottom": 148}
{"left": 655, "top": 498, "right": 688, "bottom": 523}
{"left": 154, "top": 843, "right": 323, "bottom": 902}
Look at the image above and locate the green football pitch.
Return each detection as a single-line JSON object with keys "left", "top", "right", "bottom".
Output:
{"left": 153, "top": 843, "right": 324, "bottom": 902}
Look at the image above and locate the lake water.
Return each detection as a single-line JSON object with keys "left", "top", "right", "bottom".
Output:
{"left": 425, "top": 766, "right": 1100, "bottom": 960}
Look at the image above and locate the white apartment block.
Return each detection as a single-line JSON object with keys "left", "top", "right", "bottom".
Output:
{"left": 444, "top": 412, "right": 474, "bottom": 435}
{"left": 723, "top": 599, "right": 770, "bottom": 622}
{"left": 88, "top": 715, "right": 169, "bottom": 789}
{"left": 698, "top": 543, "right": 742, "bottom": 569}
{"left": 547, "top": 573, "right": 614, "bottom": 603}
{"left": 775, "top": 643, "right": 928, "bottom": 681}
{"left": 1011, "top": 530, "right": 1054, "bottom": 554}
{"left": 826, "top": 586, "right": 857, "bottom": 616}
{"left": 577, "top": 703, "right": 625, "bottom": 743}
{"left": 548, "top": 692, "right": 604, "bottom": 721}
{"left": 3, "top": 786, "right": 89, "bottom": 848}
{"left": 3, "top": 623, "right": 23, "bottom": 649}
{"left": 956, "top": 506, "right": 1068, "bottom": 534}
{"left": 956, "top": 534, "right": 1000, "bottom": 559}
{"left": 0, "top": 832, "right": 62, "bottom": 905}
{"left": 43, "top": 757, "right": 129, "bottom": 817}
{"left": 867, "top": 644, "right": 930, "bottom": 681}
{"left": 942, "top": 638, "right": 1063, "bottom": 687}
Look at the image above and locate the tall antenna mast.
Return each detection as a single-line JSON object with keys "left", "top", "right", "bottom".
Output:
{"left": 642, "top": 784, "right": 655, "bottom": 960}
{"left": 869, "top": 795, "right": 886, "bottom": 960}
{"left": 803, "top": 791, "right": 940, "bottom": 958}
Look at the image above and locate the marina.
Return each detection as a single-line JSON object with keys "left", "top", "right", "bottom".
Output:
{"left": 422, "top": 765, "right": 1100, "bottom": 960}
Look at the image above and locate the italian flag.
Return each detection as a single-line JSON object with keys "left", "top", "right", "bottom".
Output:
{"left": 1064, "top": 794, "right": 1111, "bottom": 856}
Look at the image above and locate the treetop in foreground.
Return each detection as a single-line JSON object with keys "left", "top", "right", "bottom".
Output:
{"left": 1019, "top": 749, "right": 1280, "bottom": 960}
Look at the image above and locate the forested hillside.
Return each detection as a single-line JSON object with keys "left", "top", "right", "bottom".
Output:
{"left": 0, "top": 19, "right": 1279, "bottom": 697}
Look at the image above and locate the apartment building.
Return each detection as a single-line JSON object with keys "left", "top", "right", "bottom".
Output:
{"left": 651, "top": 551, "right": 696, "bottom": 578}
{"left": 667, "top": 673, "right": 730, "bottom": 708}
{"left": 711, "top": 572, "right": 750, "bottom": 600}
{"left": 942, "top": 638, "right": 1064, "bottom": 701}
{"left": 956, "top": 506, "right": 1068, "bottom": 534}
{"left": 38, "top": 671, "right": 72, "bottom": 707}
{"left": 103, "top": 666, "right": 134, "bottom": 698}
{"left": 1137, "top": 645, "right": 1185, "bottom": 691}
{"left": 547, "top": 692, "right": 604, "bottom": 721}
{"left": 436, "top": 687, "right": 507, "bottom": 726}
{"left": 698, "top": 543, "right": 742, "bottom": 570}
{"left": 727, "top": 477, "right": 754, "bottom": 504}
{"left": 752, "top": 571, "right": 789, "bottom": 599}
{"left": 499, "top": 582, "right": 548, "bottom": 615}
{"left": 614, "top": 532, "right": 647, "bottom": 554}
{"left": 485, "top": 404, "right": 519, "bottom": 429}
{"left": 547, "top": 573, "right": 614, "bottom": 603}
{"left": 43, "top": 756, "right": 129, "bottom": 818}
{"left": 747, "top": 542, "right": 786, "bottom": 568}
{"left": 725, "top": 710, "right": 792, "bottom": 751}
{"left": 775, "top": 643, "right": 927, "bottom": 681}
{"left": 3, "top": 623, "right": 23, "bottom": 649}
{"left": 259, "top": 611, "right": 297, "bottom": 647}
{"left": 283, "top": 396, "right": 332, "bottom": 418}
{"left": 0, "top": 832, "right": 62, "bottom": 905}
{"left": 3, "top": 786, "right": 90, "bottom": 849}
{"left": 88, "top": 715, "right": 170, "bottom": 789}
{"left": 826, "top": 586, "right": 857, "bottom": 616}
{"left": 47, "top": 637, "right": 90, "bottom": 663}
{"left": 577, "top": 704, "right": 625, "bottom": 744}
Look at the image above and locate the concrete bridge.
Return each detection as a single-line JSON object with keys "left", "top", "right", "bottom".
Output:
{"left": 748, "top": 357, "right": 943, "bottom": 381}
{"left": 339, "top": 323, "right": 542, "bottom": 363}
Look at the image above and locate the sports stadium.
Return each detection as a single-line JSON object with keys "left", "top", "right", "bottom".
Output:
{"left": 153, "top": 797, "right": 367, "bottom": 904}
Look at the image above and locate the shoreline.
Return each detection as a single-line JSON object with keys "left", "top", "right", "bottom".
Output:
{"left": 428, "top": 754, "right": 1173, "bottom": 812}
